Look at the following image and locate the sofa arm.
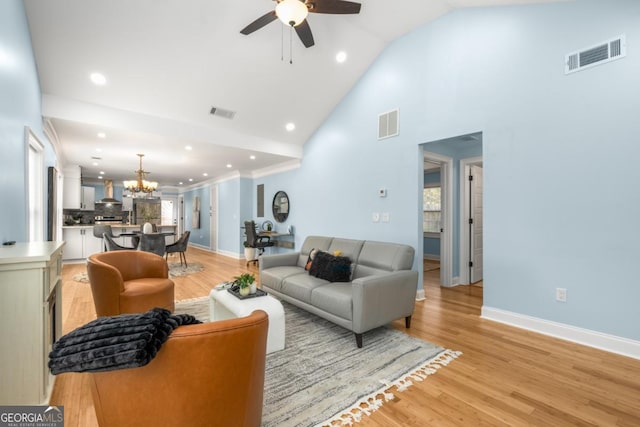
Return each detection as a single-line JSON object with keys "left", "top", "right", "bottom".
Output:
{"left": 351, "top": 270, "right": 418, "bottom": 334}
{"left": 259, "top": 252, "right": 300, "bottom": 271}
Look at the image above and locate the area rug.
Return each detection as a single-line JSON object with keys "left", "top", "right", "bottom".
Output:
{"left": 71, "top": 262, "right": 204, "bottom": 282}
{"left": 175, "top": 296, "right": 461, "bottom": 427}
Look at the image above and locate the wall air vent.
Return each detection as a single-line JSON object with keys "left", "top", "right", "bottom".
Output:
{"left": 565, "top": 34, "right": 626, "bottom": 75}
{"left": 210, "top": 106, "right": 236, "bottom": 120}
{"left": 378, "top": 109, "right": 399, "bottom": 140}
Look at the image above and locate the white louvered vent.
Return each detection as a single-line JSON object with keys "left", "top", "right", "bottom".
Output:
{"left": 378, "top": 109, "right": 399, "bottom": 140}
{"left": 565, "top": 34, "right": 626, "bottom": 75}
{"left": 210, "top": 106, "right": 236, "bottom": 120}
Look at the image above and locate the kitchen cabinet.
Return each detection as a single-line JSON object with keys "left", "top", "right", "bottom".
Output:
{"left": 0, "top": 242, "right": 64, "bottom": 404}
{"left": 81, "top": 186, "right": 95, "bottom": 210}
{"left": 63, "top": 166, "right": 81, "bottom": 209}
{"left": 62, "top": 227, "right": 103, "bottom": 260}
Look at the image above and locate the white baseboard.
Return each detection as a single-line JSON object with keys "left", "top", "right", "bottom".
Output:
{"left": 482, "top": 306, "right": 640, "bottom": 360}
{"left": 188, "top": 243, "right": 242, "bottom": 260}
{"left": 218, "top": 249, "right": 242, "bottom": 260}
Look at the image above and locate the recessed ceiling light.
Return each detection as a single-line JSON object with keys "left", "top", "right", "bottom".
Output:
{"left": 203, "top": 173, "right": 208, "bottom": 177}
{"left": 250, "top": 155, "right": 256, "bottom": 160}
{"left": 98, "top": 176, "right": 103, "bottom": 179}
{"left": 92, "top": 162, "right": 99, "bottom": 166}
{"left": 336, "top": 51, "right": 347, "bottom": 63}
{"left": 90, "top": 72, "right": 107, "bottom": 86}
{"left": 285, "top": 123, "right": 295, "bottom": 132}
{"left": 188, "top": 178, "right": 193, "bottom": 182}
{"left": 226, "top": 164, "right": 232, "bottom": 168}
{"left": 97, "top": 132, "right": 106, "bottom": 138}
{"left": 185, "top": 145, "right": 192, "bottom": 151}
{"left": 99, "top": 171, "right": 105, "bottom": 175}
{"left": 179, "top": 182, "right": 183, "bottom": 185}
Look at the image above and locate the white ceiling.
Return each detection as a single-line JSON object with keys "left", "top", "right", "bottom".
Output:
{"left": 24, "top": 0, "right": 562, "bottom": 188}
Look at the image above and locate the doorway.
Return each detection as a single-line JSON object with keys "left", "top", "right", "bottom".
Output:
{"left": 422, "top": 151, "right": 453, "bottom": 288}
{"left": 422, "top": 132, "right": 483, "bottom": 293}
{"left": 460, "top": 157, "right": 484, "bottom": 286}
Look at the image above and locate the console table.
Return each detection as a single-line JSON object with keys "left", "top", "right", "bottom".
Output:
{"left": 0, "top": 241, "right": 64, "bottom": 404}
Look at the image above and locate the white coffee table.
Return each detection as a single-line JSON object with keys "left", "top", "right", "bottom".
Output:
{"left": 208, "top": 288, "right": 285, "bottom": 353}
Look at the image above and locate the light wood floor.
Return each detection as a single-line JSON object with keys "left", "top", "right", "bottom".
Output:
{"left": 52, "top": 248, "right": 640, "bottom": 426}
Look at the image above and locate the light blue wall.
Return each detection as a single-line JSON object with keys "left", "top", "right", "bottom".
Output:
{"left": 0, "top": 0, "right": 53, "bottom": 243}
{"left": 252, "top": 170, "right": 299, "bottom": 254}
{"left": 246, "top": 0, "right": 640, "bottom": 341}
{"left": 183, "top": 186, "right": 210, "bottom": 248}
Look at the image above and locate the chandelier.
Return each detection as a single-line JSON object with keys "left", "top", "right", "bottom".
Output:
{"left": 123, "top": 154, "right": 158, "bottom": 194}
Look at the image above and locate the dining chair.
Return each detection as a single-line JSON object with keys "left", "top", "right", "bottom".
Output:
{"left": 165, "top": 231, "right": 191, "bottom": 267}
{"left": 93, "top": 225, "right": 120, "bottom": 252}
{"left": 103, "top": 233, "right": 134, "bottom": 251}
{"left": 139, "top": 234, "right": 166, "bottom": 257}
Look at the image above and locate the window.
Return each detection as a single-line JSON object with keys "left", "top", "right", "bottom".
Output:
{"left": 423, "top": 186, "right": 441, "bottom": 234}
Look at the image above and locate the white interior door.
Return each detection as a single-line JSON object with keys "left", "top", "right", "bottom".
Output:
{"left": 470, "top": 165, "right": 483, "bottom": 283}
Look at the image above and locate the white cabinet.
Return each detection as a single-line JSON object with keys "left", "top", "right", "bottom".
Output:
{"left": 0, "top": 242, "right": 64, "bottom": 404}
{"left": 63, "top": 227, "right": 103, "bottom": 260}
{"left": 63, "top": 166, "right": 81, "bottom": 209}
{"left": 81, "top": 186, "right": 95, "bottom": 211}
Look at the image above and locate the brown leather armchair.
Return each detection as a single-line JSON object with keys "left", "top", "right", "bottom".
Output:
{"left": 87, "top": 250, "right": 175, "bottom": 317}
{"left": 90, "top": 310, "right": 269, "bottom": 427}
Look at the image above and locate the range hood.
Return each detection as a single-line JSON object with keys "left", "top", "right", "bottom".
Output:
{"left": 97, "top": 180, "right": 122, "bottom": 204}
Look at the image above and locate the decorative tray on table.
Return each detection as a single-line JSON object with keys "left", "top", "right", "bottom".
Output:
{"left": 227, "top": 286, "right": 268, "bottom": 300}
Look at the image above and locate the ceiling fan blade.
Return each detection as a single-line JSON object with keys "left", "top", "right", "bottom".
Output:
{"left": 295, "top": 19, "right": 315, "bottom": 48}
{"left": 307, "top": 0, "right": 361, "bottom": 14}
{"left": 240, "top": 11, "right": 278, "bottom": 35}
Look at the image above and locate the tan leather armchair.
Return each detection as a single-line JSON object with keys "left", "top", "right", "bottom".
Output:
{"left": 90, "top": 310, "right": 269, "bottom": 427}
{"left": 87, "top": 250, "right": 175, "bottom": 317}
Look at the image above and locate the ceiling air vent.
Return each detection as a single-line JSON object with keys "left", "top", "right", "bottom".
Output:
{"left": 210, "top": 106, "right": 236, "bottom": 120}
{"left": 565, "top": 34, "right": 626, "bottom": 75}
{"left": 378, "top": 109, "right": 399, "bottom": 140}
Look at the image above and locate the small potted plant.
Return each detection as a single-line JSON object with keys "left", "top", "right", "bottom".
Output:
{"left": 233, "top": 273, "right": 256, "bottom": 296}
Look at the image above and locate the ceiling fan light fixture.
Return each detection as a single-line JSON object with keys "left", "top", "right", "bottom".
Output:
{"left": 276, "top": 0, "right": 309, "bottom": 27}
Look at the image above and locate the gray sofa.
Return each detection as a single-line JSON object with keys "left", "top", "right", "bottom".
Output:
{"left": 259, "top": 236, "right": 418, "bottom": 347}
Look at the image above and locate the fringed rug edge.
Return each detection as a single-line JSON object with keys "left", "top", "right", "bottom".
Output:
{"left": 315, "top": 348, "right": 463, "bottom": 427}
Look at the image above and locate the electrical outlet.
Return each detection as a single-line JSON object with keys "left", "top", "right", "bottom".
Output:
{"left": 372, "top": 212, "right": 380, "bottom": 223}
{"left": 556, "top": 288, "right": 567, "bottom": 302}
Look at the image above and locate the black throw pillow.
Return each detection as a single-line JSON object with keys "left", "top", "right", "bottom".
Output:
{"left": 309, "top": 251, "right": 352, "bottom": 282}
{"left": 308, "top": 250, "right": 328, "bottom": 277}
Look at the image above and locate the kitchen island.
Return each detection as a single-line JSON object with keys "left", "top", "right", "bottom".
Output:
{"left": 61, "top": 224, "right": 178, "bottom": 262}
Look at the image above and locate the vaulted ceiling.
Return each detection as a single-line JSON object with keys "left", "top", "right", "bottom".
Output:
{"left": 24, "top": 0, "right": 562, "bottom": 188}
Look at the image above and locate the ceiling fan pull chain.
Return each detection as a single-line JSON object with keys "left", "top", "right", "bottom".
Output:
{"left": 290, "top": 25, "right": 293, "bottom": 64}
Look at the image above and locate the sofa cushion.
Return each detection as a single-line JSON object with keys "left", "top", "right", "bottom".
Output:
{"left": 311, "top": 283, "right": 353, "bottom": 321}
{"left": 352, "top": 240, "right": 415, "bottom": 279}
{"left": 308, "top": 251, "right": 352, "bottom": 282}
{"left": 260, "top": 266, "right": 306, "bottom": 292}
{"left": 327, "top": 238, "right": 364, "bottom": 264}
{"left": 281, "top": 274, "right": 328, "bottom": 304}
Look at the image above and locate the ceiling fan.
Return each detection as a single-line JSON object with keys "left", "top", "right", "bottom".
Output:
{"left": 240, "top": 0, "right": 362, "bottom": 48}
